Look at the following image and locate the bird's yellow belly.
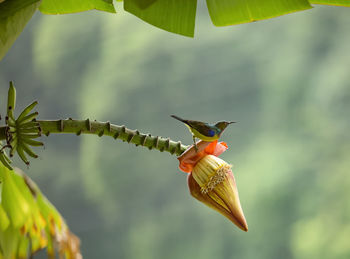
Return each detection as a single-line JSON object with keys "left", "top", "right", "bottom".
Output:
{"left": 189, "top": 127, "right": 219, "bottom": 141}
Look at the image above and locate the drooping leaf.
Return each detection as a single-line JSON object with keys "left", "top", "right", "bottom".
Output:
{"left": 206, "top": 0, "right": 312, "bottom": 26}
{"left": 0, "top": 0, "right": 40, "bottom": 60}
{"left": 39, "top": 0, "right": 116, "bottom": 14}
{"left": 17, "top": 235, "right": 30, "bottom": 259}
{"left": 0, "top": 226, "right": 19, "bottom": 259}
{"left": 0, "top": 166, "right": 30, "bottom": 228}
{"left": 124, "top": 0, "right": 197, "bottom": 37}
{"left": 309, "top": 0, "right": 350, "bottom": 6}
{"left": 0, "top": 204, "right": 10, "bottom": 232}
{"left": 0, "top": 165, "right": 81, "bottom": 258}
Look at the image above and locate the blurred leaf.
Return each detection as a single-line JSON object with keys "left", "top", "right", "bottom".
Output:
{"left": 309, "top": 0, "right": 350, "bottom": 6}
{"left": 39, "top": 0, "right": 116, "bottom": 14}
{"left": 0, "top": 204, "right": 10, "bottom": 231}
{"left": 206, "top": 0, "right": 312, "bottom": 26}
{"left": 0, "top": 226, "right": 19, "bottom": 259}
{"left": 124, "top": 0, "right": 197, "bottom": 37}
{"left": 0, "top": 167, "right": 30, "bottom": 228}
{"left": 0, "top": 0, "right": 40, "bottom": 60}
{"left": 0, "top": 165, "right": 81, "bottom": 258}
{"left": 17, "top": 235, "right": 30, "bottom": 259}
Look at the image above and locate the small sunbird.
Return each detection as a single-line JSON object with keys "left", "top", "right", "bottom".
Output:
{"left": 171, "top": 115, "right": 236, "bottom": 150}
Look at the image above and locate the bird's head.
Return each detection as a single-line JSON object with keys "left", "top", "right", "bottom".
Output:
{"left": 215, "top": 121, "right": 236, "bottom": 132}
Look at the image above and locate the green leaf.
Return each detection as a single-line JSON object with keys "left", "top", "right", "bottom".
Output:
{"left": 206, "top": 0, "right": 312, "bottom": 26}
{"left": 0, "top": 0, "right": 40, "bottom": 60}
{"left": 17, "top": 235, "right": 30, "bottom": 259}
{"left": 124, "top": 0, "right": 197, "bottom": 37}
{"left": 0, "top": 204, "right": 10, "bottom": 232}
{"left": 0, "top": 165, "right": 81, "bottom": 257}
{"left": 39, "top": 0, "right": 116, "bottom": 14}
{"left": 309, "top": 0, "right": 350, "bottom": 6}
{"left": 0, "top": 226, "right": 19, "bottom": 259}
{"left": 0, "top": 167, "right": 30, "bottom": 228}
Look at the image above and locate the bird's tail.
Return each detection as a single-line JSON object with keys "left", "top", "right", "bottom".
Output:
{"left": 170, "top": 115, "right": 187, "bottom": 123}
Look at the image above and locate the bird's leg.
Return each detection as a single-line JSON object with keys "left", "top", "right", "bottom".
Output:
{"left": 192, "top": 135, "right": 198, "bottom": 152}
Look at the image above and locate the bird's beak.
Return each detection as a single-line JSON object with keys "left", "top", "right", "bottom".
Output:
{"left": 228, "top": 121, "right": 236, "bottom": 124}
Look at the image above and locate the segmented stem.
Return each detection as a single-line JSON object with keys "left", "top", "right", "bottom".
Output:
{"left": 32, "top": 119, "right": 189, "bottom": 156}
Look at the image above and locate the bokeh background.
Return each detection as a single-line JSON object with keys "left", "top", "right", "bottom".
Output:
{"left": 1, "top": 2, "right": 350, "bottom": 259}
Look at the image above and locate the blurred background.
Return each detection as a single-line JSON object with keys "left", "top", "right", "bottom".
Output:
{"left": 0, "top": 2, "right": 350, "bottom": 259}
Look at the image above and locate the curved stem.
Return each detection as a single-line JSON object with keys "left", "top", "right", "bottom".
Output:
{"left": 1, "top": 119, "right": 188, "bottom": 156}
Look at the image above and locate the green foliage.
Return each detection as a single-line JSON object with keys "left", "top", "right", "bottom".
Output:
{"left": 0, "top": 0, "right": 349, "bottom": 60}
{"left": 0, "top": 0, "right": 40, "bottom": 60}
{"left": 39, "top": 0, "right": 116, "bottom": 14}
{"left": 310, "top": 0, "right": 350, "bottom": 6}
{"left": 207, "top": 0, "right": 312, "bottom": 26}
{"left": 35, "top": 0, "right": 348, "bottom": 37}
{"left": 124, "top": 0, "right": 197, "bottom": 37}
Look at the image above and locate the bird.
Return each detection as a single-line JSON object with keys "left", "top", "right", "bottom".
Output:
{"left": 171, "top": 115, "right": 236, "bottom": 150}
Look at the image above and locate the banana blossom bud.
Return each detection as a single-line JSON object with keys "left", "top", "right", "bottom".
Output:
{"left": 178, "top": 140, "right": 248, "bottom": 231}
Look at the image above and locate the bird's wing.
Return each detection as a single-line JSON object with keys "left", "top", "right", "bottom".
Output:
{"left": 186, "top": 121, "right": 216, "bottom": 137}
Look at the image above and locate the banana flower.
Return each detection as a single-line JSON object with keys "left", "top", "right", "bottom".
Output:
{"left": 178, "top": 140, "right": 248, "bottom": 231}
